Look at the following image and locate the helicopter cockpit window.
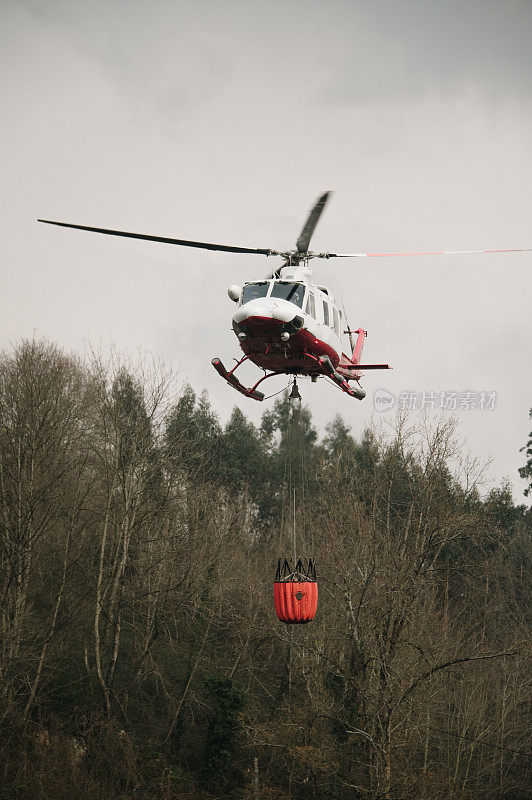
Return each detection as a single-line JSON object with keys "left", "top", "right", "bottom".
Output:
{"left": 270, "top": 281, "right": 305, "bottom": 308}
{"left": 241, "top": 282, "right": 269, "bottom": 304}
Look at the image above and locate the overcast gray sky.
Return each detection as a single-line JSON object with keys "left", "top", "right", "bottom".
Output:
{"left": 1, "top": 0, "right": 531, "bottom": 498}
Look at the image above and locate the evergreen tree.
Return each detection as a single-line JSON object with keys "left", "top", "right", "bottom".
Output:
{"left": 259, "top": 392, "right": 320, "bottom": 534}
{"left": 518, "top": 407, "right": 532, "bottom": 497}
{"left": 165, "top": 384, "right": 222, "bottom": 482}
{"left": 323, "top": 413, "right": 357, "bottom": 458}
{"left": 111, "top": 370, "right": 152, "bottom": 473}
{"left": 260, "top": 392, "right": 318, "bottom": 484}
{"left": 484, "top": 483, "right": 528, "bottom": 536}
{"left": 322, "top": 416, "right": 380, "bottom": 493}
{"left": 220, "top": 406, "right": 266, "bottom": 496}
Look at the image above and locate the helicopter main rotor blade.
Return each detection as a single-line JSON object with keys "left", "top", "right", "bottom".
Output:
{"left": 318, "top": 247, "right": 532, "bottom": 258}
{"left": 37, "top": 219, "right": 279, "bottom": 256}
{"left": 295, "top": 192, "right": 331, "bottom": 254}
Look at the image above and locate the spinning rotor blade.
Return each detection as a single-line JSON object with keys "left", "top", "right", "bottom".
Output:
{"left": 295, "top": 191, "right": 331, "bottom": 253}
{"left": 319, "top": 247, "right": 532, "bottom": 259}
{"left": 37, "top": 220, "right": 278, "bottom": 256}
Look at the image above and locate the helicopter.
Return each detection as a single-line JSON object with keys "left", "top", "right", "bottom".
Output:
{"left": 38, "top": 193, "right": 531, "bottom": 402}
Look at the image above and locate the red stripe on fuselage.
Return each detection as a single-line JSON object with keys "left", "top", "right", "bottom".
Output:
{"left": 236, "top": 316, "right": 340, "bottom": 373}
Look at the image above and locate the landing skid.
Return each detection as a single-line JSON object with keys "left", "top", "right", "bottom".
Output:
{"left": 318, "top": 356, "right": 366, "bottom": 400}
{"left": 212, "top": 352, "right": 368, "bottom": 402}
{"left": 212, "top": 357, "right": 283, "bottom": 401}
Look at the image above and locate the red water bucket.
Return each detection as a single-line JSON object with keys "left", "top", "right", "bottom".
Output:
{"left": 274, "top": 558, "right": 318, "bottom": 624}
{"left": 274, "top": 580, "right": 318, "bottom": 624}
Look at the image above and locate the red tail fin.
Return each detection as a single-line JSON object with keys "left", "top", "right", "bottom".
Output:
{"left": 351, "top": 328, "right": 366, "bottom": 365}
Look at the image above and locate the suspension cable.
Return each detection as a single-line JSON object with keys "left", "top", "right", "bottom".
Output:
{"left": 292, "top": 486, "right": 296, "bottom": 565}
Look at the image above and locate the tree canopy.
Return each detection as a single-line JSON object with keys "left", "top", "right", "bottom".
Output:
{"left": 0, "top": 338, "right": 530, "bottom": 800}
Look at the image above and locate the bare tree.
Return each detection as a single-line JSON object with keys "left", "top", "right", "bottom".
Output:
{"left": 0, "top": 339, "right": 93, "bottom": 719}
{"left": 86, "top": 353, "right": 174, "bottom": 716}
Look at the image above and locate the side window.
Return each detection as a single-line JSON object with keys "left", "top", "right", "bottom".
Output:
{"left": 305, "top": 291, "right": 316, "bottom": 318}
{"left": 322, "top": 300, "right": 329, "bottom": 326}
{"left": 333, "top": 307, "right": 340, "bottom": 335}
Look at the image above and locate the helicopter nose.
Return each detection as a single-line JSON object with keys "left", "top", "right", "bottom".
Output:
{"left": 233, "top": 300, "right": 295, "bottom": 325}
{"left": 233, "top": 304, "right": 305, "bottom": 343}
{"left": 233, "top": 307, "right": 280, "bottom": 339}
{"left": 233, "top": 304, "right": 271, "bottom": 324}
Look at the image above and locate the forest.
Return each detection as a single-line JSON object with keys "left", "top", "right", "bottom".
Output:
{"left": 0, "top": 338, "right": 530, "bottom": 800}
